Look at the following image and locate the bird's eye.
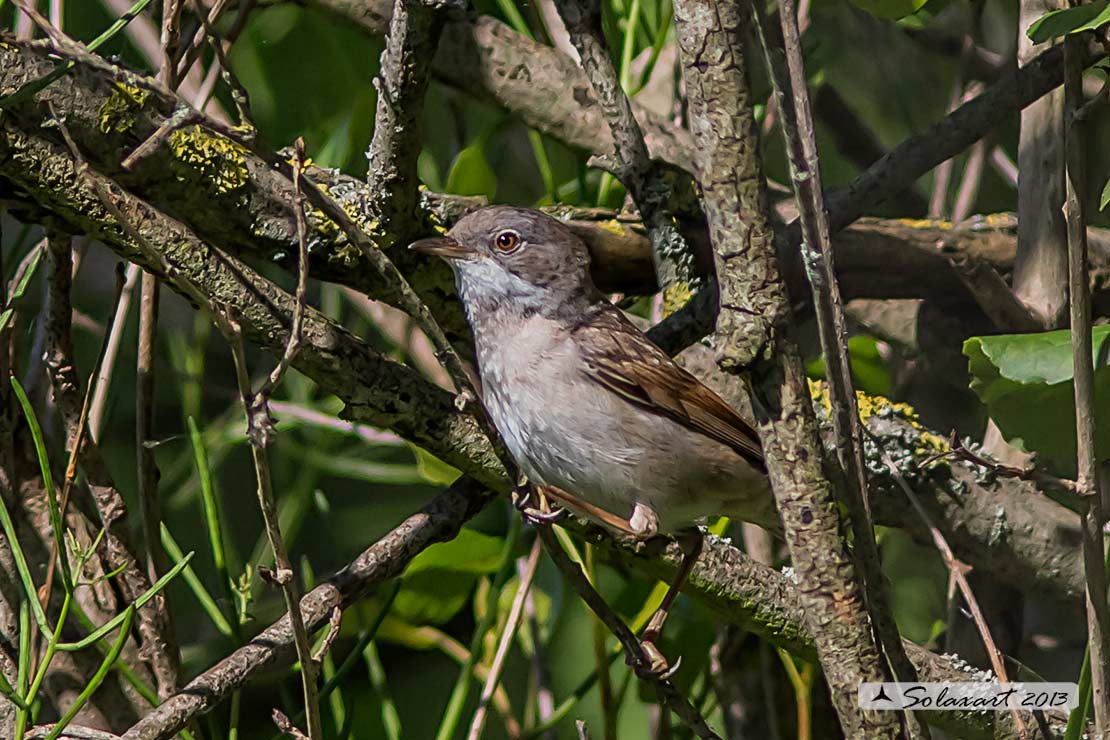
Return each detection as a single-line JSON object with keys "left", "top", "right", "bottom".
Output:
{"left": 493, "top": 230, "right": 521, "bottom": 253}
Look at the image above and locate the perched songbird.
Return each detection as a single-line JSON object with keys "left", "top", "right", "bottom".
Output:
{"left": 411, "top": 206, "right": 777, "bottom": 668}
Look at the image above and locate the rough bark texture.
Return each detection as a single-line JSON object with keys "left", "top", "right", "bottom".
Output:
{"left": 43, "top": 235, "right": 181, "bottom": 700}
{"left": 671, "top": 0, "right": 897, "bottom": 735}
{"left": 365, "top": 0, "right": 446, "bottom": 247}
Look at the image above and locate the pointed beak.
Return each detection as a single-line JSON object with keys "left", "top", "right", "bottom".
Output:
{"left": 408, "top": 236, "right": 474, "bottom": 260}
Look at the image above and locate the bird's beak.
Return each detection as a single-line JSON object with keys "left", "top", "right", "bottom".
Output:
{"left": 408, "top": 236, "right": 474, "bottom": 260}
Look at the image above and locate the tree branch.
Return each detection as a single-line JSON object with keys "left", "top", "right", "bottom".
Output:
{"left": 366, "top": 0, "right": 452, "bottom": 246}
{"left": 121, "top": 478, "right": 492, "bottom": 740}
{"left": 672, "top": 0, "right": 897, "bottom": 734}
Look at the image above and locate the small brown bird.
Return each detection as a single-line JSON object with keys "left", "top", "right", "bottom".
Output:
{"left": 411, "top": 206, "right": 777, "bottom": 669}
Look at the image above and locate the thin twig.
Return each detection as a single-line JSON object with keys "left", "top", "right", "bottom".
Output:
{"left": 918, "top": 431, "right": 1081, "bottom": 501}
{"left": 39, "top": 240, "right": 126, "bottom": 612}
{"left": 218, "top": 312, "right": 323, "bottom": 740}
{"left": 159, "top": 0, "right": 183, "bottom": 89}
{"left": 466, "top": 537, "right": 542, "bottom": 740}
{"left": 879, "top": 448, "right": 1028, "bottom": 739}
{"left": 48, "top": 100, "right": 184, "bottom": 701}
{"left": 1065, "top": 31, "right": 1110, "bottom": 735}
{"left": 534, "top": 525, "right": 723, "bottom": 740}
{"left": 271, "top": 709, "right": 308, "bottom": 740}
{"left": 88, "top": 263, "right": 141, "bottom": 441}
{"left": 210, "top": 142, "right": 321, "bottom": 738}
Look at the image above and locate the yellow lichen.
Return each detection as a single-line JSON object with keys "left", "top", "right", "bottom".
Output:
{"left": 98, "top": 82, "right": 149, "bottom": 134}
{"left": 596, "top": 219, "right": 626, "bottom": 236}
{"left": 896, "top": 218, "right": 953, "bottom": 230}
{"left": 168, "top": 125, "right": 248, "bottom": 194}
{"left": 661, "top": 281, "right": 694, "bottom": 318}
{"left": 808, "top": 380, "right": 950, "bottom": 457}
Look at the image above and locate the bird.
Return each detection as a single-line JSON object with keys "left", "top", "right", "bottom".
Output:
{"left": 410, "top": 205, "right": 777, "bottom": 671}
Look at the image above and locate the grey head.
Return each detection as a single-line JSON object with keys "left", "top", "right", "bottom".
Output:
{"left": 409, "top": 206, "right": 601, "bottom": 320}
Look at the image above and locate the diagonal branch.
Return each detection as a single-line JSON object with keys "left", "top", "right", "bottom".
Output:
{"left": 552, "top": 0, "right": 693, "bottom": 289}
{"left": 755, "top": 3, "right": 922, "bottom": 730}
{"left": 121, "top": 478, "right": 492, "bottom": 740}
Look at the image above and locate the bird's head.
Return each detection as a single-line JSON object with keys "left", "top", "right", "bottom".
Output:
{"left": 409, "top": 206, "right": 597, "bottom": 318}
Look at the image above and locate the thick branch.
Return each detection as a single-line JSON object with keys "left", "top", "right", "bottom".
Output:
{"left": 672, "top": 0, "right": 896, "bottom": 734}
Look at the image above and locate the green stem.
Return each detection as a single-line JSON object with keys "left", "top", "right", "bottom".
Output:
{"left": 45, "top": 606, "right": 135, "bottom": 740}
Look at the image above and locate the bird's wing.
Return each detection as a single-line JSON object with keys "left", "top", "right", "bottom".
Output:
{"left": 574, "top": 305, "right": 766, "bottom": 472}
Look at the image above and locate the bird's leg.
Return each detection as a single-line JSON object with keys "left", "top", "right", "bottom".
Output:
{"left": 639, "top": 527, "right": 704, "bottom": 677}
{"left": 538, "top": 485, "right": 644, "bottom": 536}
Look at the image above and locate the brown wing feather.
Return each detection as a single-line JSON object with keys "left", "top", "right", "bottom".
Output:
{"left": 574, "top": 306, "right": 766, "bottom": 472}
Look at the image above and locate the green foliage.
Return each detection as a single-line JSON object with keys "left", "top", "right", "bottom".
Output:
{"left": 392, "top": 528, "right": 509, "bottom": 625}
{"left": 849, "top": 0, "right": 929, "bottom": 20}
{"left": 445, "top": 145, "right": 499, "bottom": 201}
{"left": 806, "top": 335, "right": 894, "bottom": 397}
{"left": 1027, "top": 0, "right": 1110, "bottom": 43}
{"left": 964, "top": 327, "right": 1110, "bottom": 475}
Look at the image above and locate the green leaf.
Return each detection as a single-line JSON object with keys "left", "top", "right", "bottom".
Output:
{"left": 1100, "top": 176, "right": 1110, "bottom": 212}
{"left": 391, "top": 529, "right": 509, "bottom": 624}
{"left": 964, "top": 327, "right": 1110, "bottom": 475}
{"left": 1027, "top": 0, "right": 1110, "bottom": 43}
{"left": 445, "top": 145, "right": 498, "bottom": 200}
{"left": 412, "top": 445, "right": 461, "bottom": 486}
{"left": 405, "top": 529, "right": 506, "bottom": 575}
{"left": 391, "top": 571, "right": 478, "bottom": 625}
{"left": 849, "top": 0, "right": 928, "bottom": 20}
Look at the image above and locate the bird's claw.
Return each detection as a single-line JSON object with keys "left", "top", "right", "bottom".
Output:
{"left": 512, "top": 486, "right": 567, "bottom": 525}
{"left": 520, "top": 505, "right": 568, "bottom": 525}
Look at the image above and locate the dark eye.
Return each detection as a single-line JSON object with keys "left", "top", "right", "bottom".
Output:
{"left": 493, "top": 230, "right": 521, "bottom": 253}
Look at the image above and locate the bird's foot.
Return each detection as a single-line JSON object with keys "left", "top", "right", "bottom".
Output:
{"left": 636, "top": 631, "right": 682, "bottom": 680}
{"left": 512, "top": 485, "right": 567, "bottom": 525}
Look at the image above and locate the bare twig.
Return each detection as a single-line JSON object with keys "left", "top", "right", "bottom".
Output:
{"left": 756, "top": 6, "right": 922, "bottom": 730}
{"left": 258, "top": 138, "right": 311, "bottom": 399}
{"left": 879, "top": 449, "right": 1028, "bottom": 739}
{"left": 40, "top": 240, "right": 126, "bottom": 609}
{"left": 535, "top": 526, "right": 723, "bottom": 740}
{"left": 271, "top": 709, "right": 308, "bottom": 740}
{"left": 952, "top": 134, "right": 987, "bottom": 223}
{"left": 88, "top": 263, "right": 140, "bottom": 441}
{"left": 159, "top": 0, "right": 183, "bottom": 89}
{"left": 38, "top": 198, "right": 181, "bottom": 697}
{"left": 466, "top": 537, "right": 542, "bottom": 740}
{"left": 214, "top": 142, "right": 321, "bottom": 740}
{"left": 918, "top": 431, "right": 1080, "bottom": 500}
{"left": 1065, "top": 31, "right": 1110, "bottom": 734}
